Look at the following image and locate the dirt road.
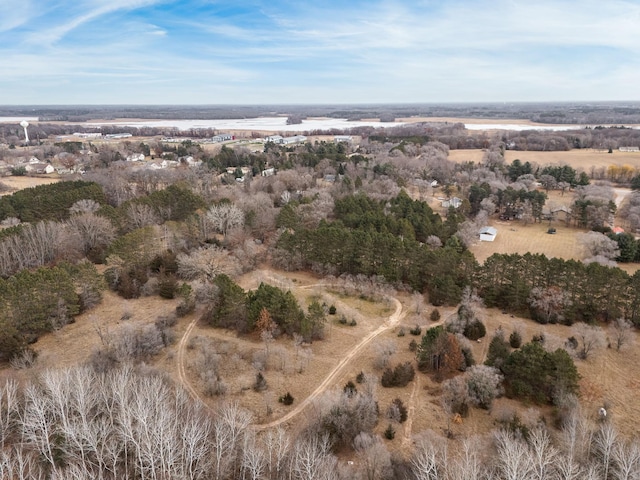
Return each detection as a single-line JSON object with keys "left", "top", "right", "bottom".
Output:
{"left": 255, "top": 296, "right": 404, "bottom": 430}
{"left": 175, "top": 271, "right": 407, "bottom": 429}
{"left": 176, "top": 315, "right": 206, "bottom": 404}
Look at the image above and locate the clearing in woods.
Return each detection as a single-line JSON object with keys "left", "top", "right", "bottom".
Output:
{"left": 19, "top": 266, "right": 640, "bottom": 440}
{"left": 0, "top": 175, "right": 61, "bottom": 194}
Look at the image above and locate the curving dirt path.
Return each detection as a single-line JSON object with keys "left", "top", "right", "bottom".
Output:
{"left": 402, "top": 374, "right": 421, "bottom": 448}
{"left": 177, "top": 315, "right": 207, "bottom": 405}
{"left": 175, "top": 270, "right": 406, "bottom": 430}
{"left": 255, "top": 296, "right": 404, "bottom": 430}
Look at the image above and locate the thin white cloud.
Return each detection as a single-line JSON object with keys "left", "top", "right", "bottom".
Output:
{"left": 0, "top": 1, "right": 33, "bottom": 32}
{"left": 26, "top": 0, "right": 162, "bottom": 45}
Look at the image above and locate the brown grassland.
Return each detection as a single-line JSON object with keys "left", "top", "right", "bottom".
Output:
{"left": 0, "top": 175, "right": 61, "bottom": 194}
{"left": 449, "top": 147, "right": 640, "bottom": 171}
{"left": 26, "top": 266, "right": 640, "bottom": 446}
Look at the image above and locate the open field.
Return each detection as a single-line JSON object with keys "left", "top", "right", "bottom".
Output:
{"left": 448, "top": 148, "right": 640, "bottom": 171}
{"left": 0, "top": 175, "right": 61, "bottom": 194}
{"left": 16, "top": 265, "right": 639, "bottom": 447}
{"left": 468, "top": 221, "right": 585, "bottom": 264}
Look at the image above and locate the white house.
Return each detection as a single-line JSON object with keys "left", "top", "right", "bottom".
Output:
{"left": 334, "top": 135, "right": 353, "bottom": 143}
{"left": 442, "top": 197, "right": 463, "bottom": 209}
{"left": 479, "top": 226, "right": 498, "bottom": 242}
{"left": 25, "top": 163, "right": 55, "bottom": 174}
{"left": 261, "top": 167, "right": 275, "bottom": 177}
{"left": 126, "top": 153, "right": 145, "bottom": 162}
{"left": 212, "top": 134, "right": 234, "bottom": 142}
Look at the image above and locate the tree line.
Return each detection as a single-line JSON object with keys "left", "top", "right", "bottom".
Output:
{"left": 0, "top": 262, "right": 104, "bottom": 361}
{"left": 1, "top": 363, "right": 637, "bottom": 479}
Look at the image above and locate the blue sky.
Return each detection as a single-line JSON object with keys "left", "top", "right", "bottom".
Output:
{"left": 1, "top": 0, "right": 639, "bottom": 104}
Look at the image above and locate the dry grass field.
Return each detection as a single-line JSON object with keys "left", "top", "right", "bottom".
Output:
{"left": 468, "top": 221, "right": 586, "bottom": 264}
{"left": 0, "top": 175, "right": 61, "bottom": 194}
{"left": 9, "top": 263, "right": 637, "bottom": 449}
{"left": 448, "top": 148, "right": 640, "bottom": 171}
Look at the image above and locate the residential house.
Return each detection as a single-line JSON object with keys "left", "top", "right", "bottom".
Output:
{"left": 441, "top": 197, "right": 463, "bottom": 209}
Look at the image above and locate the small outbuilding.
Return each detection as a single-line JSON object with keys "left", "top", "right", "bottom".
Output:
{"left": 479, "top": 226, "right": 498, "bottom": 242}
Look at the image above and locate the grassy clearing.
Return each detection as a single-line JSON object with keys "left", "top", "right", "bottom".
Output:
{"left": 448, "top": 148, "right": 640, "bottom": 171}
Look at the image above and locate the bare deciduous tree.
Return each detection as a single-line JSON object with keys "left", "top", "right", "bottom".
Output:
{"left": 465, "top": 365, "right": 503, "bottom": 410}
{"left": 177, "top": 245, "right": 241, "bottom": 282}
{"left": 373, "top": 339, "right": 397, "bottom": 370}
{"left": 613, "top": 438, "right": 640, "bottom": 480}
{"left": 69, "top": 199, "right": 101, "bottom": 214}
{"left": 528, "top": 286, "right": 572, "bottom": 324}
{"left": 527, "top": 427, "right": 559, "bottom": 480}
{"left": 609, "top": 317, "right": 634, "bottom": 352}
{"left": 572, "top": 323, "right": 606, "bottom": 360}
{"left": 291, "top": 435, "right": 337, "bottom": 480}
{"left": 353, "top": 432, "right": 392, "bottom": 480}
{"left": 127, "top": 203, "right": 159, "bottom": 229}
{"left": 67, "top": 212, "right": 116, "bottom": 254}
{"left": 594, "top": 422, "right": 618, "bottom": 480}
{"left": 207, "top": 203, "right": 244, "bottom": 238}
{"left": 493, "top": 429, "right": 534, "bottom": 480}
{"left": 580, "top": 231, "right": 620, "bottom": 263}
{"left": 411, "top": 431, "right": 446, "bottom": 480}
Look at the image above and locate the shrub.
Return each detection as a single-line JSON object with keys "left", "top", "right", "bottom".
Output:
{"left": 154, "top": 314, "right": 177, "bottom": 346}
{"left": 532, "top": 333, "right": 545, "bottom": 344}
{"left": 463, "top": 320, "right": 486, "bottom": 341}
{"left": 430, "top": 309, "right": 441, "bottom": 322}
{"left": 409, "top": 325, "right": 422, "bottom": 336}
{"left": 565, "top": 336, "right": 578, "bottom": 350}
{"left": 254, "top": 372, "right": 268, "bottom": 392}
{"left": 158, "top": 274, "right": 178, "bottom": 299}
{"left": 381, "top": 362, "right": 415, "bottom": 388}
{"left": 387, "top": 398, "right": 408, "bottom": 423}
{"left": 329, "top": 305, "right": 337, "bottom": 315}
{"left": 509, "top": 330, "right": 522, "bottom": 348}
{"left": 397, "top": 327, "right": 405, "bottom": 337}
{"left": 409, "top": 339, "right": 418, "bottom": 352}
{"left": 461, "top": 346, "right": 475, "bottom": 368}
{"left": 356, "top": 371, "right": 365, "bottom": 383}
{"left": 485, "top": 330, "right": 510, "bottom": 369}
{"left": 344, "top": 380, "right": 357, "bottom": 397}
{"left": 349, "top": 319, "right": 357, "bottom": 326}
{"left": 339, "top": 315, "right": 347, "bottom": 325}
{"left": 279, "top": 392, "right": 294, "bottom": 405}
{"left": 384, "top": 424, "right": 395, "bottom": 440}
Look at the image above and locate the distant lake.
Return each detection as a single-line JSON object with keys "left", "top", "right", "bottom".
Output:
{"left": 82, "top": 117, "right": 408, "bottom": 132}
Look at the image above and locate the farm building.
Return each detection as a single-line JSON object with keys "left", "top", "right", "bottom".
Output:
{"left": 281, "top": 135, "right": 307, "bottom": 145}
{"left": 334, "top": 135, "right": 353, "bottom": 143}
{"left": 105, "top": 133, "right": 132, "bottom": 139}
{"left": 265, "top": 135, "right": 283, "bottom": 143}
{"left": 619, "top": 146, "right": 640, "bottom": 152}
{"left": 479, "top": 226, "right": 498, "bottom": 242}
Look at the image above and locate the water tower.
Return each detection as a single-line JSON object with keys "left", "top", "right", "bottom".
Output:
{"left": 20, "top": 120, "right": 29, "bottom": 144}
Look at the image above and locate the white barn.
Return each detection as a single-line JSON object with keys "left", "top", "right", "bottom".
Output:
{"left": 479, "top": 226, "right": 497, "bottom": 242}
